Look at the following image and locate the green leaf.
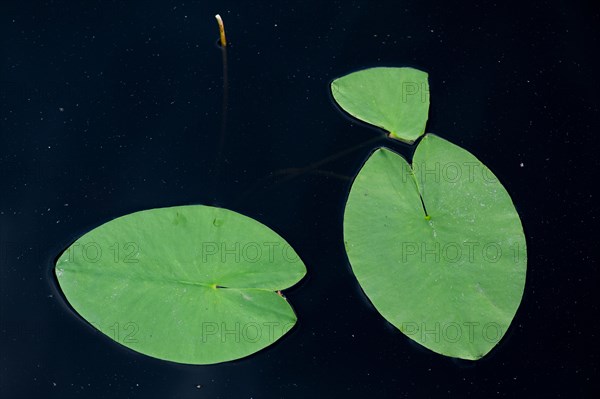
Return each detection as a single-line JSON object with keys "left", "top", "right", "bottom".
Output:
{"left": 331, "top": 67, "right": 430, "bottom": 143}
{"left": 343, "top": 134, "right": 526, "bottom": 360}
{"left": 55, "top": 205, "right": 306, "bottom": 364}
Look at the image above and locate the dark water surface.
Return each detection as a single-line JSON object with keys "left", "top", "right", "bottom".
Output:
{"left": 1, "top": 0, "right": 598, "bottom": 398}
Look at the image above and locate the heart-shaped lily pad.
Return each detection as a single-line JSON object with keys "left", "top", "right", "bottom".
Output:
{"left": 343, "top": 134, "right": 526, "bottom": 360}
{"left": 55, "top": 205, "right": 306, "bottom": 364}
{"left": 330, "top": 67, "right": 430, "bottom": 143}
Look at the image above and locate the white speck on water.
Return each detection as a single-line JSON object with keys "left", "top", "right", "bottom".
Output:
{"left": 57, "top": 268, "right": 64, "bottom": 277}
{"left": 520, "top": 162, "right": 524, "bottom": 167}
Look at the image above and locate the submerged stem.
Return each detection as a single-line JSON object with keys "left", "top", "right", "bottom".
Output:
{"left": 213, "top": 15, "right": 229, "bottom": 189}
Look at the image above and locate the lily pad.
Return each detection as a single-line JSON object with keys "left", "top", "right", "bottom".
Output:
{"left": 343, "top": 134, "right": 526, "bottom": 360}
{"left": 55, "top": 205, "right": 306, "bottom": 364}
{"left": 331, "top": 67, "right": 430, "bottom": 143}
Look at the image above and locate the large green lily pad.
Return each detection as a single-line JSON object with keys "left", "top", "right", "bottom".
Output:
{"left": 55, "top": 205, "right": 306, "bottom": 364}
{"left": 331, "top": 67, "right": 430, "bottom": 143}
{"left": 344, "top": 134, "right": 526, "bottom": 360}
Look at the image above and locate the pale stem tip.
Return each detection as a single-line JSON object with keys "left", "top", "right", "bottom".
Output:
{"left": 215, "top": 14, "right": 227, "bottom": 47}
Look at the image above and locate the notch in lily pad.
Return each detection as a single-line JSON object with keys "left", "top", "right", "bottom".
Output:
{"left": 55, "top": 205, "right": 306, "bottom": 365}
{"left": 331, "top": 67, "right": 430, "bottom": 143}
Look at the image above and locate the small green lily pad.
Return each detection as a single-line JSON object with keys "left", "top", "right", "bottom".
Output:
{"left": 343, "top": 134, "right": 526, "bottom": 360}
{"left": 331, "top": 67, "right": 430, "bottom": 143}
{"left": 55, "top": 205, "right": 306, "bottom": 364}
